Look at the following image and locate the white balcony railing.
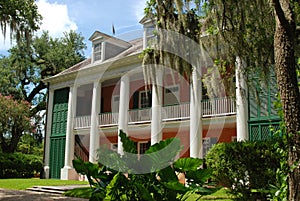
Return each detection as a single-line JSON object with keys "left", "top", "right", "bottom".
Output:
{"left": 99, "top": 112, "right": 118, "bottom": 126}
{"left": 74, "top": 115, "right": 91, "bottom": 129}
{"left": 163, "top": 103, "right": 190, "bottom": 120}
{"left": 128, "top": 108, "right": 151, "bottom": 123}
{"left": 73, "top": 97, "right": 236, "bottom": 129}
{"left": 202, "top": 97, "right": 236, "bottom": 117}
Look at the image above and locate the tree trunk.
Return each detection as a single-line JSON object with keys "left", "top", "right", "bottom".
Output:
{"left": 273, "top": 1, "right": 300, "bottom": 200}
{"left": 0, "top": 126, "right": 22, "bottom": 153}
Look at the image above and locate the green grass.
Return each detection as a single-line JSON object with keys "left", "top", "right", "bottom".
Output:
{"left": 65, "top": 187, "right": 234, "bottom": 201}
{"left": 0, "top": 178, "right": 88, "bottom": 190}
{"left": 64, "top": 187, "right": 92, "bottom": 199}
{"left": 198, "top": 188, "right": 234, "bottom": 201}
{"left": 182, "top": 188, "right": 234, "bottom": 201}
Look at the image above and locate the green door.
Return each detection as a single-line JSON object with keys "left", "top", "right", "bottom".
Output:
{"left": 49, "top": 88, "right": 69, "bottom": 179}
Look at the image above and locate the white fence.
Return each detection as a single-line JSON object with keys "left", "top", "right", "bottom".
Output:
{"left": 73, "top": 97, "right": 236, "bottom": 129}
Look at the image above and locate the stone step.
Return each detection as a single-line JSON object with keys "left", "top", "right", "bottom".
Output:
{"left": 26, "top": 185, "right": 89, "bottom": 194}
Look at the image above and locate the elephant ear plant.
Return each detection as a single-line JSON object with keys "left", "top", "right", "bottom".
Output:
{"left": 73, "top": 130, "right": 217, "bottom": 201}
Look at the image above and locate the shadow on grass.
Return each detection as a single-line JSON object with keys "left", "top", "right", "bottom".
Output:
{"left": 64, "top": 187, "right": 92, "bottom": 199}
{"left": 65, "top": 187, "right": 234, "bottom": 201}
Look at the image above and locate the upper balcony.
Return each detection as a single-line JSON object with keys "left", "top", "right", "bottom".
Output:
{"left": 74, "top": 97, "right": 236, "bottom": 129}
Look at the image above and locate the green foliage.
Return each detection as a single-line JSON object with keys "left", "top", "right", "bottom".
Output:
{"left": 0, "top": 152, "right": 42, "bottom": 178}
{"left": 73, "top": 131, "right": 217, "bottom": 200}
{"left": 17, "top": 133, "right": 43, "bottom": 156}
{"left": 0, "top": 0, "right": 42, "bottom": 43}
{"left": 205, "top": 140, "right": 282, "bottom": 200}
{"left": 0, "top": 30, "right": 86, "bottom": 152}
{"left": 0, "top": 94, "right": 31, "bottom": 153}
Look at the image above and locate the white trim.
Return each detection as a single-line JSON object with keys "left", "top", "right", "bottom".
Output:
{"left": 43, "top": 89, "right": 54, "bottom": 179}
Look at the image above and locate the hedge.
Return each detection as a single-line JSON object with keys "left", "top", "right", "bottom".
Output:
{"left": 0, "top": 152, "right": 43, "bottom": 178}
{"left": 205, "top": 140, "right": 281, "bottom": 200}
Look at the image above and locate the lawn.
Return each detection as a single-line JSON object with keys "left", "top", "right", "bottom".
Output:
{"left": 65, "top": 186, "right": 234, "bottom": 201}
{"left": 0, "top": 178, "right": 88, "bottom": 190}
{"left": 0, "top": 179, "right": 234, "bottom": 200}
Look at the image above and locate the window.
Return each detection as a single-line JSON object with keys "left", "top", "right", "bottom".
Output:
{"left": 94, "top": 42, "right": 102, "bottom": 61}
{"left": 138, "top": 141, "right": 150, "bottom": 155}
{"left": 202, "top": 137, "right": 218, "bottom": 157}
{"left": 139, "top": 91, "right": 151, "bottom": 108}
{"left": 112, "top": 95, "right": 120, "bottom": 113}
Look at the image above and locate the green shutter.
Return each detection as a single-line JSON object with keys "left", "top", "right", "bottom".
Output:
{"left": 49, "top": 88, "right": 69, "bottom": 179}
{"left": 133, "top": 91, "right": 139, "bottom": 109}
{"left": 248, "top": 72, "right": 281, "bottom": 141}
{"left": 49, "top": 137, "right": 66, "bottom": 179}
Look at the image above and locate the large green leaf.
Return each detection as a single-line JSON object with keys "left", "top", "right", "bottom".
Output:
{"left": 185, "top": 168, "right": 213, "bottom": 184}
{"left": 158, "top": 166, "right": 178, "bottom": 182}
{"left": 162, "top": 181, "right": 189, "bottom": 192}
{"left": 135, "top": 183, "right": 155, "bottom": 201}
{"left": 144, "top": 138, "right": 181, "bottom": 171}
{"left": 105, "top": 172, "right": 127, "bottom": 200}
{"left": 119, "top": 130, "right": 137, "bottom": 154}
{"left": 173, "top": 157, "right": 203, "bottom": 172}
{"left": 145, "top": 138, "right": 180, "bottom": 154}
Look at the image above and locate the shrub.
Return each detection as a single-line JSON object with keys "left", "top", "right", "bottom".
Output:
{"left": 205, "top": 140, "right": 281, "bottom": 200}
{"left": 0, "top": 152, "right": 43, "bottom": 178}
{"left": 73, "top": 131, "right": 218, "bottom": 201}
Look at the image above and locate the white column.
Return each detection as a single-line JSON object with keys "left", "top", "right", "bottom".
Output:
{"left": 43, "top": 89, "right": 54, "bottom": 179}
{"left": 151, "top": 69, "right": 163, "bottom": 145}
{"left": 89, "top": 81, "right": 101, "bottom": 163}
{"left": 236, "top": 57, "right": 249, "bottom": 141}
{"left": 143, "top": 28, "right": 147, "bottom": 49}
{"left": 190, "top": 68, "right": 203, "bottom": 158}
{"left": 117, "top": 75, "right": 130, "bottom": 155}
{"left": 61, "top": 86, "right": 77, "bottom": 180}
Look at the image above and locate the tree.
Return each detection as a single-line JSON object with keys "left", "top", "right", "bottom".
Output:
{"left": 0, "top": 94, "right": 31, "bottom": 153}
{"left": 0, "top": 0, "right": 41, "bottom": 43}
{"left": 144, "top": 0, "right": 300, "bottom": 200}
{"left": 272, "top": 1, "right": 300, "bottom": 200}
{"left": 0, "top": 30, "right": 86, "bottom": 153}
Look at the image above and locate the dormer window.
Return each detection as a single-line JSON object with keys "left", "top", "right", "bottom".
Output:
{"left": 94, "top": 42, "right": 102, "bottom": 61}
{"left": 89, "top": 31, "right": 132, "bottom": 63}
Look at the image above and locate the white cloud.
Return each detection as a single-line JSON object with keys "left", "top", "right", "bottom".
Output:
{"left": 133, "top": 0, "right": 146, "bottom": 21}
{"left": 0, "top": 0, "right": 78, "bottom": 52}
{"left": 36, "top": 0, "right": 78, "bottom": 38}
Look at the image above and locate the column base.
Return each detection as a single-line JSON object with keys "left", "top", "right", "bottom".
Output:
{"left": 61, "top": 166, "right": 79, "bottom": 180}
{"left": 43, "top": 166, "right": 50, "bottom": 179}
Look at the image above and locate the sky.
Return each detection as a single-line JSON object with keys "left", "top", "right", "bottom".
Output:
{"left": 0, "top": 0, "right": 147, "bottom": 57}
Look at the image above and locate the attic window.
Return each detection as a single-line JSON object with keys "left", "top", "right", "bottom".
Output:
{"left": 94, "top": 42, "right": 102, "bottom": 61}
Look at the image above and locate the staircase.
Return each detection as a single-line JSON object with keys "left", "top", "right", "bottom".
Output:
{"left": 74, "top": 135, "right": 89, "bottom": 162}
{"left": 26, "top": 185, "right": 88, "bottom": 194}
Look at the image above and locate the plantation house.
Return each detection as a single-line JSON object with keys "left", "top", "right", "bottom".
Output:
{"left": 43, "top": 18, "right": 280, "bottom": 180}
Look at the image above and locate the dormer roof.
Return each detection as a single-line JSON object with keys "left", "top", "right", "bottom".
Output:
{"left": 89, "top": 31, "right": 132, "bottom": 49}
{"left": 139, "top": 14, "right": 156, "bottom": 27}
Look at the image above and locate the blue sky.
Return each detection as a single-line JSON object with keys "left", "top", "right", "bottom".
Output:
{"left": 0, "top": 0, "right": 147, "bottom": 57}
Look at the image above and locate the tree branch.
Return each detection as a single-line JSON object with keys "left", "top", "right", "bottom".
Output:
{"left": 26, "top": 81, "right": 46, "bottom": 103}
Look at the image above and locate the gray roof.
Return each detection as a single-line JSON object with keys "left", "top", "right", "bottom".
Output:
{"left": 53, "top": 37, "right": 143, "bottom": 78}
